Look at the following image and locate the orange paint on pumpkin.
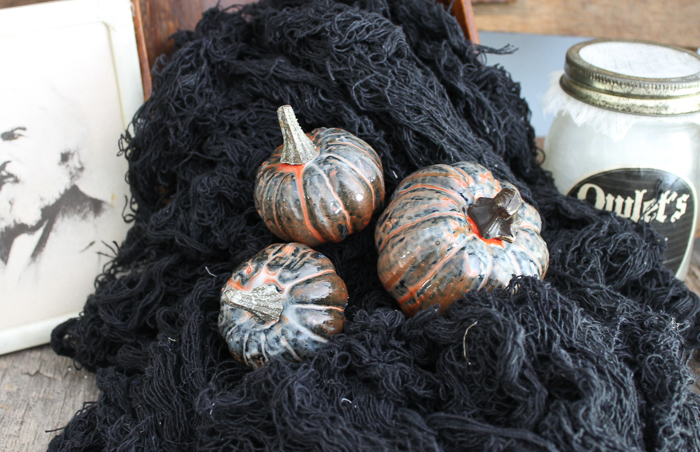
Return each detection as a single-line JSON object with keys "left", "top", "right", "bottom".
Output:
{"left": 263, "top": 278, "right": 280, "bottom": 287}
{"left": 290, "top": 269, "right": 335, "bottom": 286}
{"left": 375, "top": 162, "right": 549, "bottom": 318}
{"left": 256, "top": 124, "right": 384, "bottom": 247}
{"left": 328, "top": 152, "right": 381, "bottom": 210}
{"left": 333, "top": 140, "right": 383, "bottom": 168}
{"left": 226, "top": 279, "right": 246, "bottom": 290}
{"left": 397, "top": 183, "right": 469, "bottom": 200}
{"left": 220, "top": 242, "right": 350, "bottom": 368}
{"left": 466, "top": 216, "right": 504, "bottom": 246}
{"left": 396, "top": 237, "right": 468, "bottom": 307}
{"left": 380, "top": 266, "right": 405, "bottom": 290}
{"left": 451, "top": 165, "right": 476, "bottom": 186}
{"left": 313, "top": 162, "right": 352, "bottom": 239}
{"left": 277, "top": 162, "right": 307, "bottom": 174}
{"left": 278, "top": 161, "right": 326, "bottom": 245}
{"left": 378, "top": 211, "right": 464, "bottom": 253}
{"left": 268, "top": 172, "right": 292, "bottom": 242}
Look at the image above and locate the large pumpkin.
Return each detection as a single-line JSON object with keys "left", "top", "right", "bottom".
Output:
{"left": 374, "top": 162, "right": 549, "bottom": 316}
{"left": 218, "top": 242, "right": 348, "bottom": 369}
{"left": 254, "top": 106, "right": 385, "bottom": 247}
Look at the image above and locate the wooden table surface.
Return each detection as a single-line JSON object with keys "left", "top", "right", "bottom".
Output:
{"left": 4, "top": 243, "right": 700, "bottom": 451}
{"left": 0, "top": 345, "right": 97, "bottom": 451}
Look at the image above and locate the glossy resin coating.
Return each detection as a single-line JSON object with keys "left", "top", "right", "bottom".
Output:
{"left": 374, "top": 162, "right": 549, "bottom": 316}
{"left": 255, "top": 125, "right": 385, "bottom": 247}
{"left": 219, "top": 242, "right": 348, "bottom": 369}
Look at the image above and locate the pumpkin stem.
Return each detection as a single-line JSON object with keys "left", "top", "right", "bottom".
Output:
{"left": 221, "top": 284, "right": 284, "bottom": 324}
{"left": 278, "top": 105, "right": 318, "bottom": 165}
{"left": 467, "top": 187, "right": 523, "bottom": 243}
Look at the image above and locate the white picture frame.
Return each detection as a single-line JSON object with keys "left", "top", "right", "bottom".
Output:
{"left": 0, "top": 0, "right": 143, "bottom": 354}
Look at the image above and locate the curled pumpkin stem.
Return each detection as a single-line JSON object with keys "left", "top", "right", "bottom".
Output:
{"left": 467, "top": 187, "right": 523, "bottom": 243}
{"left": 278, "top": 105, "right": 318, "bottom": 164}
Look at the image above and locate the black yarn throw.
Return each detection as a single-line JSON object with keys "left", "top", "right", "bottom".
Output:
{"left": 49, "top": 0, "right": 700, "bottom": 450}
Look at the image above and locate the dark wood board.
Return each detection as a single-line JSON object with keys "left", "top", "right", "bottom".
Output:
{"left": 473, "top": 0, "right": 700, "bottom": 49}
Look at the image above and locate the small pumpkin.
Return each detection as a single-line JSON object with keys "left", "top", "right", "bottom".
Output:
{"left": 254, "top": 106, "right": 385, "bottom": 247}
{"left": 374, "top": 162, "right": 549, "bottom": 316}
{"left": 218, "top": 242, "right": 348, "bottom": 369}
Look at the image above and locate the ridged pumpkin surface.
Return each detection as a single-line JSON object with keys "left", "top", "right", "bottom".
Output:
{"left": 254, "top": 128, "right": 385, "bottom": 247}
{"left": 375, "top": 162, "right": 549, "bottom": 316}
{"left": 219, "top": 242, "right": 348, "bottom": 369}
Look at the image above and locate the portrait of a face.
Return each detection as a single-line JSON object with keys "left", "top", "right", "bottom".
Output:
{"left": 0, "top": 7, "right": 140, "bottom": 354}
{"left": 0, "top": 84, "right": 104, "bottom": 266}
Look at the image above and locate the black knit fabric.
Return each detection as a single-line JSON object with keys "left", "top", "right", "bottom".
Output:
{"left": 49, "top": 0, "right": 700, "bottom": 450}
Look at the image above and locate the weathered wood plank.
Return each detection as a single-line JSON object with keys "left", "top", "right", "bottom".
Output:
{"left": 435, "top": 0, "right": 480, "bottom": 43}
{"left": 201, "top": 0, "right": 251, "bottom": 10}
{"left": 132, "top": 0, "right": 153, "bottom": 100}
{"left": 137, "top": 0, "right": 205, "bottom": 72}
{"left": 0, "top": 0, "right": 50, "bottom": 7}
{"left": 473, "top": 0, "right": 700, "bottom": 49}
{"left": 0, "top": 345, "right": 98, "bottom": 452}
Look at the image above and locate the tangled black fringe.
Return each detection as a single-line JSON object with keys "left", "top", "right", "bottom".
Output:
{"left": 49, "top": 0, "right": 700, "bottom": 450}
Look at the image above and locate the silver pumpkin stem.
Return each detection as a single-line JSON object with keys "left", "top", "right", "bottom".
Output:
{"left": 278, "top": 105, "right": 318, "bottom": 164}
{"left": 221, "top": 284, "right": 284, "bottom": 324}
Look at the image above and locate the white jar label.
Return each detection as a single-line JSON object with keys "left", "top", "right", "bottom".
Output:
{"left": 568, "top": 168, "right": 696, "bottom": 276}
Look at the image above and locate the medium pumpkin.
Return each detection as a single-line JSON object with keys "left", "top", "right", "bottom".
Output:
{"left": 254, "top": 106, "right": 385, "bottom": 247}
{"left": 374, "top": 162, "right": 549, "bottom": 316}
{"left": 218, "top": 242, "right": 348, "bottom": 369}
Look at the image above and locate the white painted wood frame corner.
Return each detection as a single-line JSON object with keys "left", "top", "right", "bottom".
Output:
{"left": 0, "top": 0, "right": 143, "bottom": 355}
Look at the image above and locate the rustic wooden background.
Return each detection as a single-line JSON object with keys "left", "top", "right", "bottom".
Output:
{"left": 473, "top": 0, "right": 700, "bottom": 49}
{"left": 4, "top": 0, "right": 698, "bottom": 88}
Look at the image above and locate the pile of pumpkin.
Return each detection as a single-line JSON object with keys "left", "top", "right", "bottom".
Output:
{"left": 219, "top": 105, "right": 550, "bottom": 369}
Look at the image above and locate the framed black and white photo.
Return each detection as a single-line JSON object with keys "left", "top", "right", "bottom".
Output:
{"left": 0, "top": 0, "right": 143, "bottom": 354}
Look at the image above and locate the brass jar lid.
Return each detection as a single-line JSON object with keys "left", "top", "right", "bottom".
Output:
{"left": 560, "top": 39, "right": 700, "bottom": 115}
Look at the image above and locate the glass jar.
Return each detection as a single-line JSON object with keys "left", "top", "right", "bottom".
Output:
{"left": 543, "top": 39, "right": 700, "bottom": 279}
